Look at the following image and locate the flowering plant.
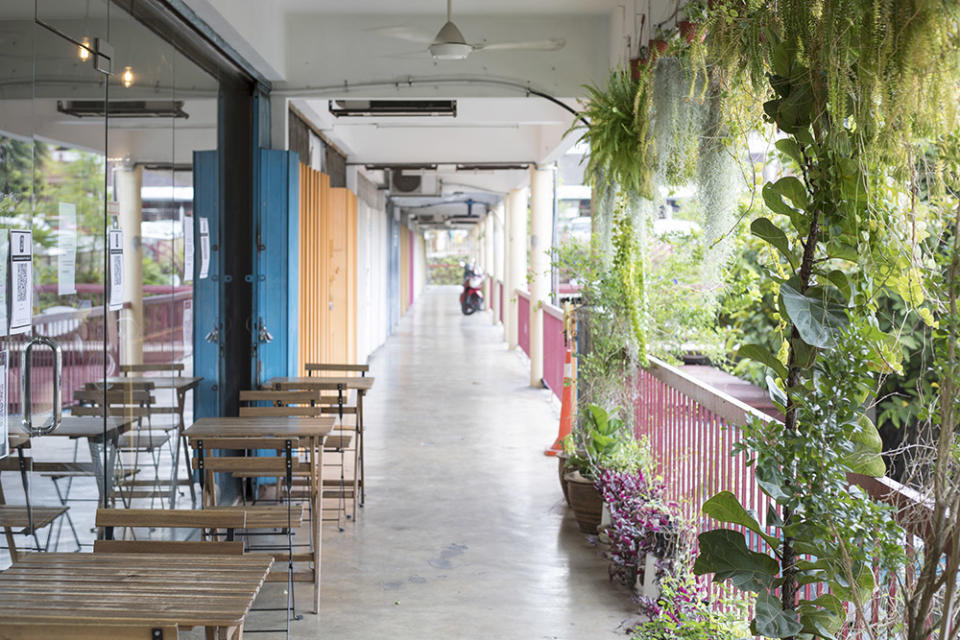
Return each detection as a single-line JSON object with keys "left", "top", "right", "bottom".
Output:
{"left": 632, "top": 569, "right": 751, "bottom": 640}
{"left": 593, "top": 467, "right": 678, "bottom": 585}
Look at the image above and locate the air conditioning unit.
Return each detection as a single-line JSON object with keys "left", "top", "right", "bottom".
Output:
{"left": 389, "top": 169, "right": 439, "bottom": 196}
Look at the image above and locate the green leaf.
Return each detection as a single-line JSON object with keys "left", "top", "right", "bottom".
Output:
{"left": 772, "top": 176, "right": 810, "bottom": 211}
{"left": 754, "top": 589, "right": 803, "bottom": 637}
{"left": 799, "top": 599, "right": 844, "bottom": 638}
{"left": 737, "top": 344, "right": 789, "bottom": 380}
{"left": 844, "top": 415, "right": 886, "bottom": 477}
{"left": 694, "top": 529, "right": 779, "bottom": 593}
{"left": 826, "top": 270, "right": 852, "bottom": 304}
{"left": 826, "top": 242, "right": 859, "bottom": 263}
{"left": 832, "top": 562, "right": 877, "bottom": 603}
{"left": 702, "top": 491, "right": 781, "bottom": 550}
{"left": 780, "top": 284, "right": 847, "bottom": 349}
{"left": 751, "top": 217, "right": 798, "bottom": 269}
{"left": 775, "top": 138, "right": 804, "bottom": 166}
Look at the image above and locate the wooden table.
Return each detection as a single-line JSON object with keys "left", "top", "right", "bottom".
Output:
{"left": 0, "top": 552, "right": 273, "bottom": 639}
{"left": 105, "top": 376, "right": 202, "bottom": 508}
{"left": 264, "top": 376, "right": 374, "bottom": 504}
{"left": 8, "top": 416, "right": 136, "bottom": 504}
{"left": 184, "top": 416, "right": 333, "bottom": 614}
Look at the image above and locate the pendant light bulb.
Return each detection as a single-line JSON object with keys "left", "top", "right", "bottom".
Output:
{"left": 79, "top": 38, "right": 90, "bottom": 61}
{"left": 121, "top": 66, "right": 134, "bottom": 88}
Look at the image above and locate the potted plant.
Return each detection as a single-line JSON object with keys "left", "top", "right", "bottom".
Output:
{"left": 564, "top": 404, "right": 635, "bottom": 533}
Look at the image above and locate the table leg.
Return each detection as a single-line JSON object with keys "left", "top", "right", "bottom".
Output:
{"left": 178, "top": 390, "right": 197, "bottom": 506}
{"left": 313, "top": 435, "right": 322, "bottom": 615}
{"left": 358, "top": 391, "right": 365, "bottom": 507}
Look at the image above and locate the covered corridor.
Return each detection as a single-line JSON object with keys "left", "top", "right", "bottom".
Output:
{"left": 307, "top": 285, "right": 629, "bottom": 637}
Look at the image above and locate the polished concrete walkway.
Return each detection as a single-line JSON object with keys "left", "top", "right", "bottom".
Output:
{"left": 300, "top": 286, "right": 634, "bottom": 638}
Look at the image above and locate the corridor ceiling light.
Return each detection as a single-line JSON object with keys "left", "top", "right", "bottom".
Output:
{"left": 78, "top": 38, "right": 91, "bottom": 62}
{"left": 121, "top": 66, "right": 134, "bottom": 88}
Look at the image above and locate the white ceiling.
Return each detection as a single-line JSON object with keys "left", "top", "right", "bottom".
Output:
{"left": 272, "top": 0, "right": 625, "bottom": 14}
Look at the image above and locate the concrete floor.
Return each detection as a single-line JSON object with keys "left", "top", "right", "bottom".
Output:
{"left": 285, "top": 285, "right": 635, "bottom": 638}
{"left": 0, "top": 285, "right": 637, "bottom": 637}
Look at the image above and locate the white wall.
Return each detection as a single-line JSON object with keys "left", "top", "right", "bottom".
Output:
{"left": 356, "top": 171, "right": 390, "bottom": 361}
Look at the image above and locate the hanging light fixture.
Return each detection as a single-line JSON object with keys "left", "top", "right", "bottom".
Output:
{"left": 78, "top": 38, "right": 90, "bottom": 61}
{"left": 121, "top": 66, "right": 134, "bottom": 88}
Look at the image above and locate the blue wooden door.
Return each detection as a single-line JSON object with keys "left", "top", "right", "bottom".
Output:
{"left": 192, "top": 150, "right": 221, "bottom": 418}
{"left": 254, "top": 149, "right": 300, "bottom": 385}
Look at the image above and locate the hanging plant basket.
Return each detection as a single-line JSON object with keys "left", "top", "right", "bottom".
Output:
{"left": 649, "top": 38, "right": 668, "bottom": 56}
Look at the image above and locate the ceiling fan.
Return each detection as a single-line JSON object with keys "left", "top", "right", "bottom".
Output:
{"left": 380, "top": 0, "right": 566, "bottom": 61}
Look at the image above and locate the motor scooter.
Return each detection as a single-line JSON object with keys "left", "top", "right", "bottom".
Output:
{"left": 459, "top": 262, "right": 484, "bottom": 315}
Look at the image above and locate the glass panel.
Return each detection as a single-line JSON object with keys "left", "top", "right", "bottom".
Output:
{"left": 36, "top": 0, "right": 110, "bottom": 50}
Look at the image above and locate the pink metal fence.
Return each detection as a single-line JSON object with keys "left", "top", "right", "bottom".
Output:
{"left": 517, "top": 290, "right": 530, "bottom": 356}
{"left": 542, "top": 304, "right": 565, "bottom": 400}
{"left": 498, "top": 281, "right": 504, "bottom": 324}
{"left": 8, "top": 287, "right": 192, "bottom": 411}
{"left": 634, "top": 356, "right": 933, "bottom": 632}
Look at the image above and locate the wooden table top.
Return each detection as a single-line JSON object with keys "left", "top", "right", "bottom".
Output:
{"left": 265, "top": 375, "right": 375, "bottom": 392}
{"left": 185, "top": 416, "right": 334, "bottom": 439}
{"left": 105, "top": 376, "right": 203, "bottom": 392}
{"left": 0, "top": 552, "right": 273, "bottom": 630}
{"left": 10, "top": 416, "right": 135, "bottom": 440}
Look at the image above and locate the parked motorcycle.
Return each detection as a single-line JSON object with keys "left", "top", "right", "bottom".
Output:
{"left": 459, "top": 262, "right": 484, "bottom": 315}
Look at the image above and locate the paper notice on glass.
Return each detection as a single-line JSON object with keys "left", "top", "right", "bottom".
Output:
{"left": 198, "top": 217, "right": 210, "bottom": 280}
{"left": 57, "top": 202, "right": 77, "bottom": 296}
{"left": 8, "top": 229, "right": 32, "bottom": 335}
{"left": 182, "top": 298, "right": 193, "bottom": 348}
{"left": 108, "top": 229, "right": 124, "bottom": 311}
{"left": 0, "top": 350, "right": 7, "bottom": 460}
{"left": 0, "top": 239, "right": 8, "bottom": 337}
{"left": 183, "top": 216, "right": 194, "bottom": 283}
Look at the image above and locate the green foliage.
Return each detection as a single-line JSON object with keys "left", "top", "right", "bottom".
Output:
{"left": 633, "top": 545, "right": 752, "bottom": 640}
{"left": 572, "top": 66, "right": 655, "bottom": 199}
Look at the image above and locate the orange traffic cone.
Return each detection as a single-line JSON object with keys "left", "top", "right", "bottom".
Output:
{"left": 545, "top": 345, "right": 575, "bottom": 456}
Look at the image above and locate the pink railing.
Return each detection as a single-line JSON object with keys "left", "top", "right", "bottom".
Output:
{"left": 498, "top": 281, "right": 504, "bottom": 324}
{"left": 542, "top": 304, "right": 565, "bottom": 400}
{"left": 8, "top": 287, "right": 192, "bottom": 411}
{"left": 517, "top": 290, "right": 530, "bottom": 356}
{"left": 634, "top": 355, "right": 934, "bottom": 632}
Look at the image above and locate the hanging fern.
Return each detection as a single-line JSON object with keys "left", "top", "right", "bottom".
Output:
{"left": 572, "top": 66, "right": 656, "bottom": 200}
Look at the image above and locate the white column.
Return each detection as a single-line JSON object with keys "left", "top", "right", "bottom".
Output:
{"left": 528, "top": 166, "right": 553, "bottom": 386}
{"left": 116, "top": 164, "right": 144, "bottom": 366}
{"left": 491, "top": 202, "right": 504, "bottom": 326}
{"left": 505, "top": 187, "right": 528, "bottom": 349}
{"left": 484, "top": 213, "right": 494, "bottom": 312}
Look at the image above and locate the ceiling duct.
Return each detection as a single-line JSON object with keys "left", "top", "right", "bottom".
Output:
{"left": 57, "top": 100, "right": 189, "bottom": 118}
{"left": 329, "top": 100, "right": 457, "bottom": 117}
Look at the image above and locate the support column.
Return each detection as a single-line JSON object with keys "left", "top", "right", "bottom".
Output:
{"left": 480, "top": 217, "right": 490, "bottom": 306}
{"left": 484, "top": 213, "right": 494, "bottom": 313}
{"left": 489, "top": 203, "right": 503, "bottom": 325}
{"left": 116, "top": 163, "right": 143, "bottom": 366}
{"left": 504, "top": 187, "right": 528, "bottom": 349}
{"left": 528, "top": 166, "right": 553, "bottom": 387}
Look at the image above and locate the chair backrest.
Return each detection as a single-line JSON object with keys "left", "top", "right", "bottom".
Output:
{"left": 74, "top": 388, "right": 155, "bottom": 405}
{"left": 94, "top": 539, "right": 244, "bottom": 555}
{"left": 305, "top": 362, "right": 369, "bottom": 377}
{"left": 96, "top": 508, "right": 246, "bottom": 529}
{"left": 120, "top": 363, "right": 185, "bottom": 376}
{"left": 238, "top": 389, "right": 325, "bottom": 417}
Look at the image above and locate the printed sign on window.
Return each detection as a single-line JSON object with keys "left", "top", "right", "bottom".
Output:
{"left": 182, "top": 298, "right": 193, "bottom": 349}
{"left": 108, "top": 229, "right": 124, "bottom": 311}
{"left": 57, "top": 202, "right": 77, "bottom": 296}
{"left": 0, "top": 350, "right": 7, "bottom": 460}
{"left": 183, "top": 216, "right": 194, "bottom": 283}
{"left": 8, "top": 229, "right": 32, "bottom": 335}
{"left": 198, "top": 217, "right": 210, "bottom": 280}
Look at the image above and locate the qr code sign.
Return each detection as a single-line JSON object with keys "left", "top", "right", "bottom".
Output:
{"left": 16, "top": 264, "right": 27, "bottom": 302}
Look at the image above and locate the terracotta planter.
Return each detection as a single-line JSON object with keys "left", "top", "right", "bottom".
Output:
{"left": 630, "top": 56, "right": 648, "bottom": 81}
{"left": 678, "top": 21, "right": 705, "bottom": 44}
{"left": 565, "top": 471, "right": 603, "bottom": 533}
{"left": 557, "top": 454, "right": 572, "bottom": 507}
{"left": 649, "top": 38, "right": 668, "bottom": 55}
